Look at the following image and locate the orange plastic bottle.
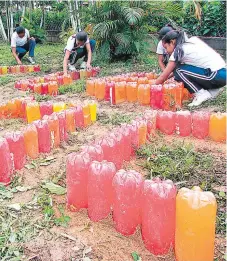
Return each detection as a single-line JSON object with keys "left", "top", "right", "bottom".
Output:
{"left": 34, "top": 83, "right": 42, "bottom": 94}
{"left": 175, "top": 186, "right": 217, "bottom": 261}
{"left": 6, "top": 99, "right": 18, "bottom": 118}
{"left": 2, "top": 66, "right": 8, "bottom": 74}
{"left": 163, "top": 83, "right": 176, "bottom": 111}
{"left": 20, "top": 80, "right": 30, "bottom": 91}
{"left": 65, "top": 109, "right": 76, "bottom": 132}
{"left": 126, "top": 82, "right": 137, "bottom": 102}
{"left": 145, "top": 72, "right": 154, "bottom": 80}
{"left": 209, "top": 112, "right": 226, "bottom": 142}
{"left": 138, "top": 77, "right": 148, "bottom": 84}
{"left": 23, "top": 124, "right": 39, "bottom": 159}
{"left": 133, "top": 119, "right": 147, "bottom": 146}
{"left": 26, "top": 102, "right": 41, "bottom": 123}
{"left": 80, "top": 69, "right": 87, "bottom": 79}
{"left": 86, "top": 79, "right": 95, "bottom": 96}
{"left": 28, "top": 65, "right": 34, "bottom": 72}
{"left": 138, "top": 84, "right": 150, "bottom": 105}
{"left": 115, "top": 81, "right": 126, "bottom": 104}
{"left": 83, "top": 102, "right": 91, "bottom": 127}
{"left": 45, "top": 113, "right": 60, "bottom": 148}
{"left": 95, "top": 79, "right": 105, "bottom": 100}
{"left": 63, "top": 74, "right": 73, "bottom": 85}
{"left": 53, "top": 102, "right": 66, "bottom": 113}
{"left": 48, "top": 81, "right": 58, "bottom": 96}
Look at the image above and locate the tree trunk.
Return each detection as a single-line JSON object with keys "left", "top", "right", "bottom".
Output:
{"left": 68, "top": 0, "right": 76, "bottom": 31}
{"left": 9, "top": 0, "right": 14, "bottom": 36}
{"left": 75, "top": 0, "right": 81, "bottom": 31}
{"left": 21, "top": 3, "right": 26, "bottom": 23}
{"left": 0, "top": 15, "right": 8, "bottom": 41}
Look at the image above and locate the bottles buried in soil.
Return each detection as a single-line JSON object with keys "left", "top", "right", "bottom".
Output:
{"left": 23, "top": 124, "right": 39, "bottom": 159}
{"left": 115, "top": 81, "right": 126, "bottom": 104}
{"left": 81, "top": 144, "right": 104, "bottom": 162}
{"left": 89, "top": 101, "right": 97, "bottom": 122}
{"left": 138, "top": 84, "right": 150, "bottom": 106}
{"left": 26, "top": 102, "right": 41, "bottom": 123}
{"left": 57, "top": 111, "right": 68, "bottom": 142}
{"left": 150, "top": 84, "right": 163, "bottom": 109}
{"left": 88, "top": 160, "right": 116, "bottom": 222}
{"left": 192, "top": 111, "right": 210, "bottom": 139}
{"left": 209, "top": 112, "right": 226, "bottom": 142}
{"left": 86, "top": 79, "right": 95, "bottom": 96}
{"left": 40, "top": 101, "right": 53, "bottom": 118}
{"left": 75, "top": 105, "right": 84, "bottom": 128}
{"left": 175, "top": 186, "right": 217, "bottom": 261}
{"left": 126, "top": 82, "right": 137, "bottom": 102}
{"left": 53, "top": 102, "right": 66, "bottom": 113}
{"left": 34, "top": 119, "right": 51, "bottom": 153}
{"left": 65, "top": 108, "right": 76, "bottom": 132}
{"left": 142, "top": 178, "right": 177, "bottom": 255}
{"left": 95, "top": 79, "right": 105, "bottom": 100}
{"left": 66, "top": 152, "right": 91, "bottom": 211}
{"left": 175, "top": 111, "right": 192, "bottom": 137}
{"left": 112, "top": 169, "right": 143, "bottom": 236}
{"left": 45, "top": 113, "right": 60, "bottom": 148}
{"left": 157, "top": 111, "right": 176, "bottom": 135}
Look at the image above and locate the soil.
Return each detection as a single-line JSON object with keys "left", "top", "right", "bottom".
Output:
{"left": 0, "top": 74, "right": 226, "bottom": 261}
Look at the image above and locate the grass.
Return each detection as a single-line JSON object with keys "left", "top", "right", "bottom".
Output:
{"left": 136, "top": 140, "right": 226, "bottom": 236}
{"left": 58, "top": 79, "right": 86, "bottom": 95}
{"left": 98, "top": 111, "right": 135, "bottom": 125}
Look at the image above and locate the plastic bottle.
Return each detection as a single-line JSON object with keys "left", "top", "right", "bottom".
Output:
{"left": 88, "top": 160, "right": 116, "bottom": 221}
{"left": 26, "top": 102, "right": 41, "bottom": 123}
{"left": 192, "top": 111, "right": 210, "bottom": 139}
{"left": 65, "top": 108, "right": 76, "bottom": 132}
{"left": 81, "top": 144, "right": 104, "bottom": 162}
{"left": 138, "top": 84, "right": 150, "bottom": 106}
{"left": 175, "top": 186, "right": 217, "bottom": 261}
{"left": 105, "top": 81, "right": 114, "bottom": 102}
{"left": 28, "top": 65, "right": 34, "bottom": 72}
{"left": 163, "top": 84, "right": 176, "bottom": 111}
{"left": 157, "top": 111, "right": 176, "bottom": 135}
{"left": 33, "top": 83, "right": 42, "bottom": 94}
{"left": 138, "top": 77, "right": 148, "bottom": 84}
{"left": 63, "top": 74, "right": 73, "bottom": 85}
{"left": 34, "top": 120, "right": 51, "bottom": 153}
{"left": 2, "top": 66, "right": 8, "bottom": 74}
{"left": 112, "top": 169, "right": 143, "bottom": 236}
{"left": 175, "top": 111, "right": 192, "bottom": 137}
{"left": 109, "top": 131, "right": 124, "bottom": 169}
{"left": 142, "top": 178, "right": 177, "bottom": 255}
{"left": 5, "top": 132, "right": 26, "bottom": 170}
{"left": 40, "top": 101, "right": 53, "bottom": 118}
{"left": 21, "top": 80, "right": 30, "bottom": 91}
{"left": 119, "top": 124, "right": 131, "bottom": 161}
{"left": 33, "top": 65, "right": 40, "bottom": 72}
{"left": 75, "top": 105, "right": 84, "bottom": 128}
{"left": 89, "top": 101, "right": 97, "bottom": 122}
{"left": 115, "top": 81, "right": 126, "bottom": 104}
{"left": 57, "top": 75, "right": 64, "bottom": 86}
{"left": 47, "top": 81, "right": 58, "bottom": 96}
{"left": 86, "top": 79, "right": 95, "bottom": 96}
{"left": 23, "top": 124, "right": 39, "bottom": 159}
{"left": 53, "top": 102, "right": 66, "bottom": 113}
{"left": 15, "top": 81, "right": 21, "bottom": 90}
{"left": 0, "top": 138, "right": 14, "bottom": 184}
{"left": 134, "top": 120, "right": 147, "bottom": 146}
{"left": 95, "top": 79, "right": 105, "bottom": 100}
{"left": 6, "top": 99, "right": 18, "bottom": 118}
{"left": 110, "top": 83, "right": 116, "bottom": 105}
{"left": 150, "top": 85, "right": 163, "bottom": 109}
{"left": 66, "top": 152, "right": 91, "bottom": 211}
{"left": 126, "top": 82, "right": 138, "bottom": 102}
{"left": 96, "top": 136, "right": 117, "bottom": 163}
{"left": 143, "top": 110, "right": 157, "bottom": 139}
{"left": 209, "top": 112, "right": 226, "bottom": 142}
{"left": 10, "top": 66, "right": 17, "bottom": 74}
{"left": 80, "top": 69, "right": 87, "bottom": 79}
{"left": 45, "top": 113, "right": 60, "bottom": 148}
{"left": 57, "top": 111, "right": 68, "bottom": 142}
{"left": 128, "top": 123, "right": 139, "bottom": 156}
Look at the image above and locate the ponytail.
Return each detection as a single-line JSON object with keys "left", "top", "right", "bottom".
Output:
{"left": 162, "top": 30, "right": 186, "bottom": 63}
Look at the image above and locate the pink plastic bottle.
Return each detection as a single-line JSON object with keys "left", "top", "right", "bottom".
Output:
{"left": 0, "top": 138, "right": 14, "bottom": 185}
{"left": 5, "top": 132, "right": 26, "bottom": 170}
{"left": 75, "top": 105, "right": 84, "bottom": 128}
{"left": 142, "top": 178, "right": 177, "bottom": 255}
{"left": 175, "top": 111, "right": 192, "bottom": 137}
{"left": 81, "top": 144, "right": 104, "bottom": 162}
{"left": 143, "top": 110, "right": 157, "bottom": 139}
{"left": 66, "top": 152, "right": 91, "bottom": 211}
{"left": 96, "top": 136, "right": 117, "bottom": 163}
{"left": 119, "top": 124, "right": 131, "bottom": 161}
{"left": 109, "top": 131, "right": 124, "bottom": 169}
{"left": 192, "top": 111, "right": 210, "bottom": 139}
{"left": 105, "top": 82, "right": 114, "bottom": 102}
{"left": 88, "top": 160, "right": 116, "bottom": 221}
{"left": 150, "top": 85, "right": 163, "bottom": 109}
{"left": 157, "top": 111, "right": 176, "bottom": 135}
{"left": 57, "top": 111, "right": 68, "bottom": 142}
{"left": 128, "top": 123, "right": 139, "bottom": 156}
{"left": 40, "top": 101, "right": 53, "bottom": 118}
{"left": 34, "top": 120, "right": 51, "bottom": 153}
{"left": 112, "top": 169, "right": 143, "bottom": 235}
{"left": 41, "top": 83, "right": 49, "bottom": 95}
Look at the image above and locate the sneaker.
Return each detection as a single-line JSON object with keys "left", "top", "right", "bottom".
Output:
{"left": 68, "top": 64, "right": 76, "bottom": 71}
{"left": 208, "top": 87, "right": 224, "bottom": 99}
{"left": 80, "top": 61, "right": 87, "bottom": 69}
{"left": 28, "top": 57, "right": 35, "bottom": 64}
{"left": 188, "top": 89, "right": 212, "bottom": 107}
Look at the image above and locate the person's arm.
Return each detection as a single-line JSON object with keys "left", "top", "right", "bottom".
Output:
{"left": 85, "top": 43, "right": 92, "bottom": 70}
{"left": 63, "top": 50, "right": 71, "bottom": 75}
{"left": 158, "top": 54, "right": 166, "bottom": 72}
{"left": 155, "top": 61, "right": 176, "bottom": 85}
{"left": 11, "top": 47, "right": 22, "bottom": 65}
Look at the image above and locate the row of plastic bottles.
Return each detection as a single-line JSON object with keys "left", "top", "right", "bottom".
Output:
{"left": 86, "top": 74, "right": 192, "bottom": 110}
{"left": 0, "top": 65, "right": 40, "bottom": 74}
{"left": 66, "top": 110, "right": 217, "bottom": 261}
{"left": 0, "top": 102, "right": 97, "bottom": 184}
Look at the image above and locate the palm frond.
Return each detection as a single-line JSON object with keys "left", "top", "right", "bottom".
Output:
{"left": 112, "top": 32, "right": 131, "bottom": 47}
{"left": 121, "top": 7, "right": 144, "bottom": 26}
{"left": 94, "top": 20, "right": 122, "bottom": 39}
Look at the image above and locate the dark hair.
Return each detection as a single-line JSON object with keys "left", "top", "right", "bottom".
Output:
{"left": 76, "top": 31, "right": 88, "bottom": 42}
{"left": 16, "top": 26, "right": 25, "bottom": 34}
{"left": 158, "top": 24, "right": 175, "bottom": 40}
{"left": 162, "top": 30, "right": 186, "bottom": 63}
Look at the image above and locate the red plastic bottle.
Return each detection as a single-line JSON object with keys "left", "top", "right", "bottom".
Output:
{"left": 57, "top": 111, "right": 68, "bottom": 142}
{"left": 110, "top": 83, "right": 116, "bottom": 105}
{"left": 40, "top": 101, "right": 53, "bottom": 118}
{"left": 175, "top": 111, "right": 192, "bottom": 137}
{"left": 150, "top": 84, "right": 163, "bottom": 109}
{"left": 15, "top": 81, "right": 21, "bottom": 90}
{"left": 192, "top": 111, "right": 210, "bottom": 139}
{"left": 66, "top": 152, "right": 91, "bottom": 211}
{"left": 105, "top": 82, "right": 114, "bottom": 102}
{"left": 119, "top": 124, "right": 131, "bottom": 161}
{"left": 88, "top": 160, "right": 116, "bottom": 221}
{"left": 157, "top": 111, "right": 176, "bottom": 135}
{"left": 109, "top": 131, "right": 124, "bottom": 169}
{"left": 0, "top": 138, "right": 14, "bottom": 185}
{"left": 28, "top": 82, "right": 34, "bottom": 92}
{"left": 66, "top": 108, "right": 76, "bottom": 132}
{"left": 75, "top": 105, "right": 84, "bottom": 128}
{"left": 112, "top": 169, "right": 143, "bottom": 236}
{"left": 81, "top": 144, "right": 104, "bottom": 162}
{"left": 142, "top": 178, "right": 177, "bottom": 255}
{"left": 57, "top": 75, "right": 64, "bottom": 86}
{"left": 34, "top": 120, "right": 51, "bottom": 153}
{"left": 128, "top": 123, "right": 139, "bottom": 156}
{"left": 5, "top": 132, "right": 26, "bottom": 170}
{"left": 34, "top": 65, "right": 41, "bottom": 72}
{"left": 96, "top": 136, "right": 116, "bottom": 163}
{"left": 143, "top": 110, "right": 157, "bottom": 139}
{"left": 46, "top": 113, "right": 60, "bottom": 148}
{"left": 41, "top": 83, "right": 49, "bottom": 95}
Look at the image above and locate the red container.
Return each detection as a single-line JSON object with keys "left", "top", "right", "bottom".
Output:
{"left": 112, "top": 169, "right": 143, "bottom": 236}
{"left": 57, "top": 75, "right": 64, "bottom": 86}
{"left": 41, "top": 83, "right": 49, "bottom": 95}
{"left": 65, "top": 108, "right": 76, "bottom": 132}
{"left": 96, "top": 136, "right": 117, "bottom": 163}
{"left": 142, "top": 178, "right": 176, "bottom": 255}
{"left": 34, "top": 65, "right": 41, "bottom": 72}
{"left": 81, "top": 144, "right": 104, "bottom": 162}
{"left": 45, "top": 113, "right": 60, "bottom": 148}
{"left": 15, "top": 81, "right": 21, "bottom": 90}
{"left": 105, "top": 82, "right": 114, "bottom": 102}
{"left": 119, "top": 124, "right": 131, "bottom": 161}
{"left": 75, "top": 106, "right": 84, "bottom": 128}
{"left": 5, "top": 132, "right": 26, "bottom": 170}
{"left": 70, "top": 70, "right": 80, "bottom": 80}
{"left": 66, "top": 152, "right": 91, "bottom": 211}
{"left": 28, "top": 82, "right": 34, "bottom": 92}
{"left": 34, "top": 120, "right": 51, "bottom": 153}
{"left": 109, "top": 131, "right": 124, "bottom": 169}
{"left": 40, "top": 101, "right": 53, "bottom": 118}
{"left": 57, "top": 111, "right": 68, "bottom": 142}
{"left": 88, "top": 160, "right": 116, "bottom": 221}
{"left": 128, "top": 123, "right": 139, "bottom": 156}
{"left": 150, "top": 85, "right": 163, "bottom": 109}
{"left": 157, "top": 111, "right": 176, "bottom": 135}
{"left": 192, "top": 111, "right": 210, "bottom": 139}
{"left": 175, "top": 111, "right": 192, "bottom": 137}
{"left": 110, "top": 84, "right": 116, "bottom": 105}
{"left": 143, "top": 110, "right": 157, "bottom": 139}
{"left": 20, "top": 65, "right": 25, "bottom": 73}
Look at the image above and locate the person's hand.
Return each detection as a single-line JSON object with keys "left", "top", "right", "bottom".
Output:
{"left": 17, "top": 60, "right": 22, "bottom": 65}
{"left": 86, "top": 63, "right": 92, "bottom": 70}
{"left": 30, "top": 37, "right": 35, "bottom": 41}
